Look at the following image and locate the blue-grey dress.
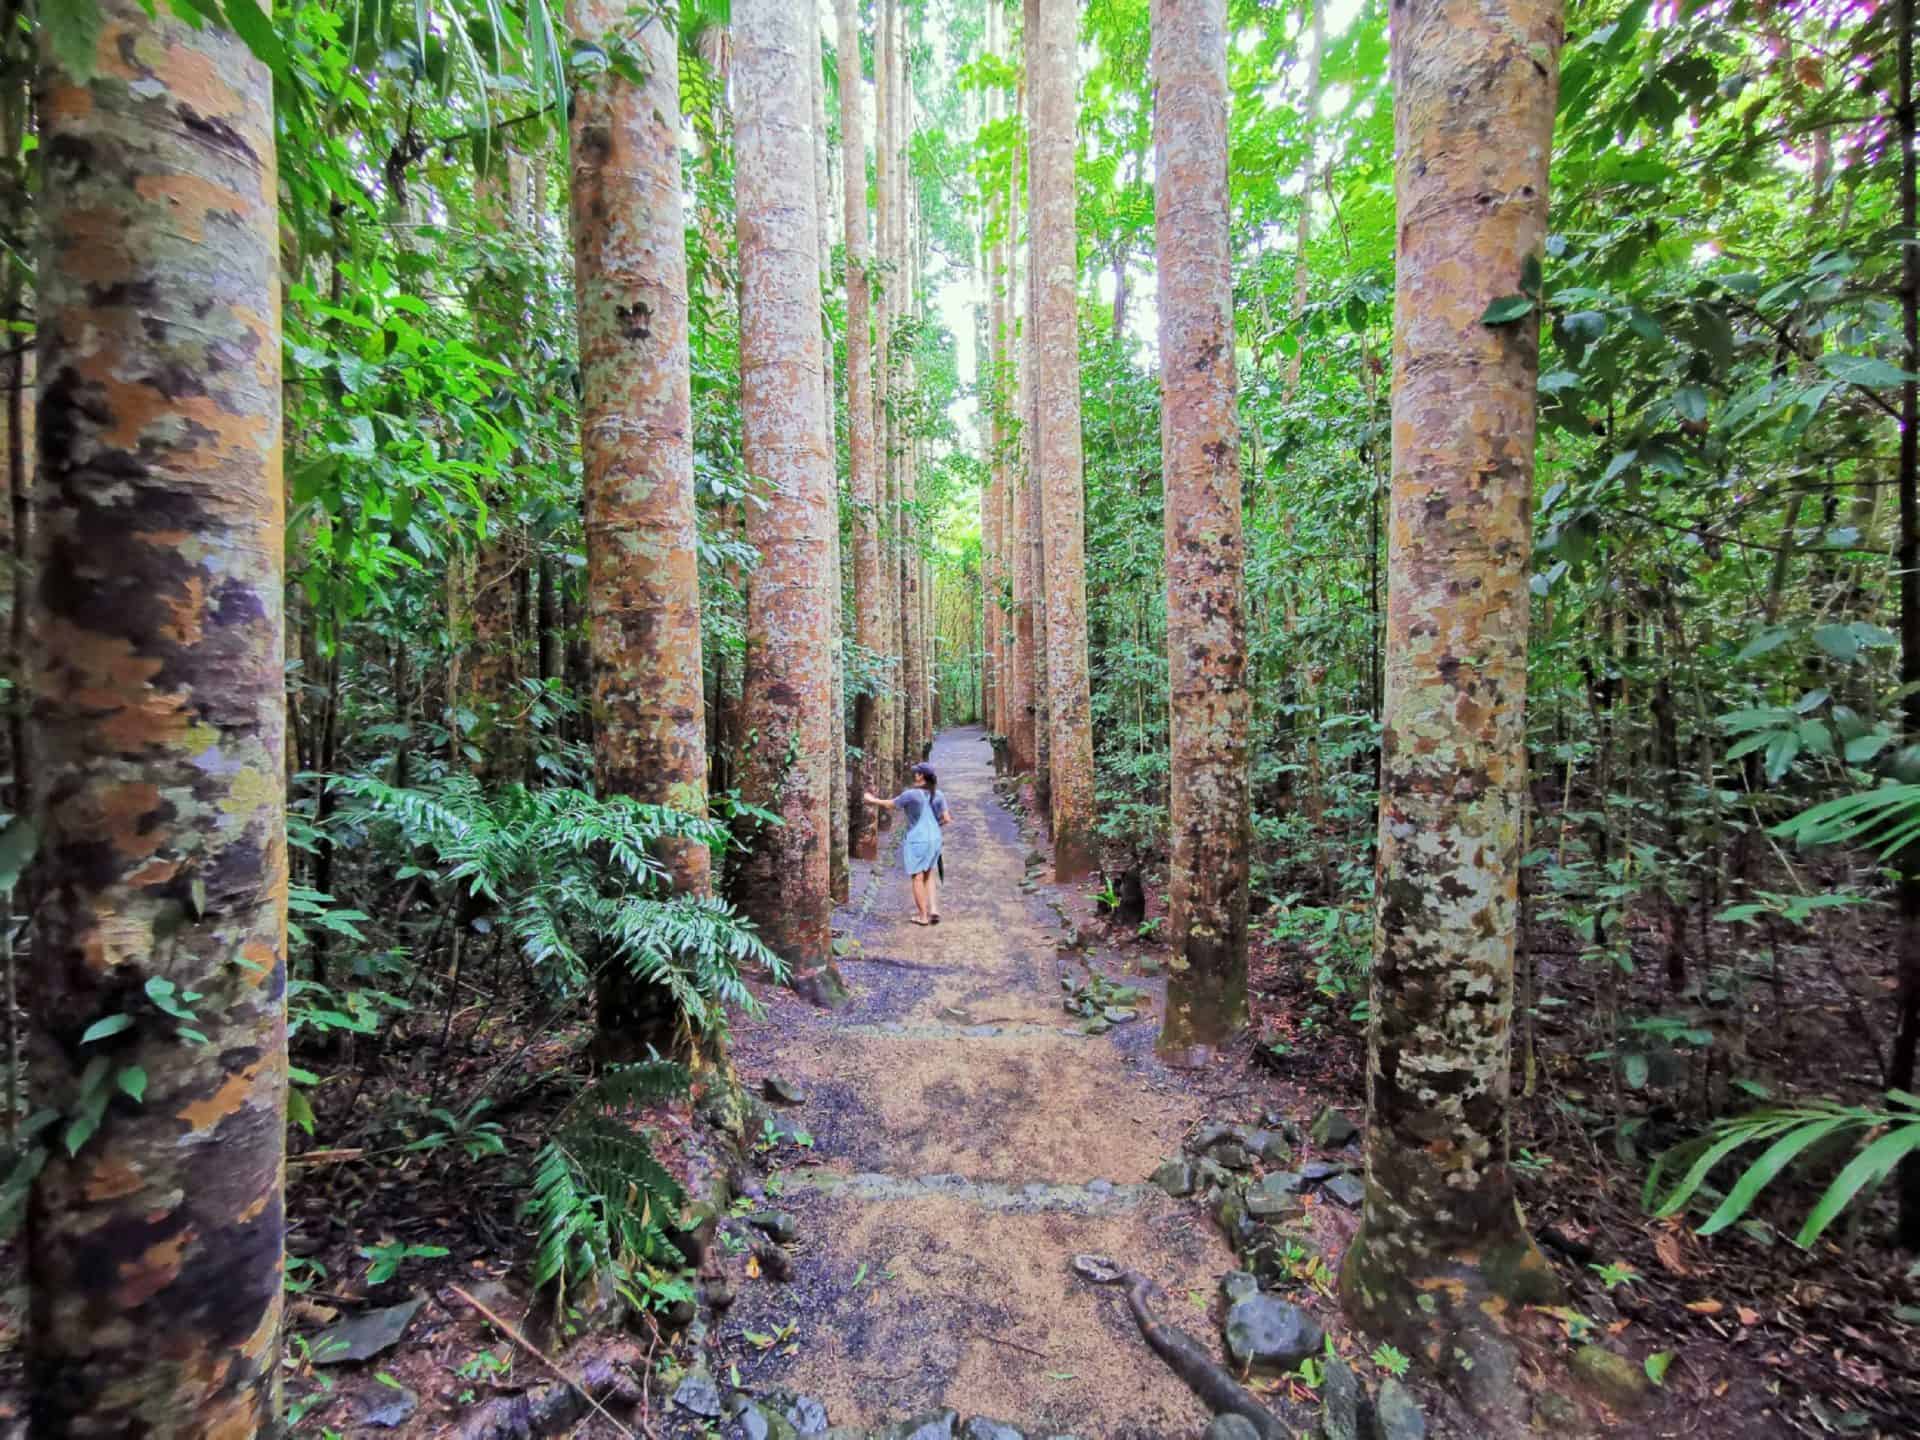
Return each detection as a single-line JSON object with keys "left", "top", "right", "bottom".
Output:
{"left": 894, "top": 788, "right": 943, "bottom": 876}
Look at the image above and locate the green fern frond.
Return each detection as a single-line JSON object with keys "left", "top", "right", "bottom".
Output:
{"left": 1646, "top": 1092, "right": 1920, "bottom": 1248}
{"left": 525, "top": 1060, "right": 695, "bottom": 1299}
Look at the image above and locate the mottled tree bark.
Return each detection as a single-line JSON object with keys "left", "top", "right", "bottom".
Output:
{"left": 1024, "top": 223, "right": 1051, "bottom": 819}
{"left": 1339, "top": 0, "right": 1566, "bottom": 1400}
{"left": 1029, "top": 0, "right": 1095, "bottom": 878}
{"left": 981, "top": 75, "right": 1002, "bottom": 745}
{"left": 30, "top": 4, "right": 288, "bottom": 1429}
{"left": 812, "top": 19, "right": 850, "bottom": 905}
{"left": 735, "top": 0, "right": 845, "bottom": 1001}
{"left": 1003, "top": 47, "right": 1036, "bottom": 778}
{"left": 836, "top": 0, "right": 882, "bottom": 864}
{"left": 1154, "top": 0, "right": 1251, "bottom": 1063}
{"left": 1008, "top": 259, "right": 1038, "bottom": 773}
{"left": 1020, "top": 10, "right": 1051, "bottom": 819}
{"left": 569, "top": 2, "right": 711, "bottom": 1053}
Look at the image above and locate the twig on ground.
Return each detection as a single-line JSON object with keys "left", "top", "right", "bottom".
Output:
{"left": 964, "top": 1329, "right": 1050, "bottom": 1360}
{"left": 448, "top": 1284, "right": 647, "bottom": 1440}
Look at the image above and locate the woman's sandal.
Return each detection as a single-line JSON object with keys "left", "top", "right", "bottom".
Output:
{"left": 909, "top": 917, "right": 932, "bottom": 927}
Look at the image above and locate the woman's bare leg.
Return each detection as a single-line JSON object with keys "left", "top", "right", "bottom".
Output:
{"left": 928, "top": 864, "right": 941, "bottom": 919}
{"left": 910, "top": 871, "right": 932, "bottom": 924}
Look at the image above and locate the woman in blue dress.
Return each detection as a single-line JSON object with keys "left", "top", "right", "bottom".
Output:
{"left": 862, "top": 762, "right": 945, "bottom": 926}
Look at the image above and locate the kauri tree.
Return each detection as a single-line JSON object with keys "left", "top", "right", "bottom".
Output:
{"left": 30, "top": 1, "right": 289, "bottom": 1429}
{"left": 1029, "top": 0, "right": 1097, "bottom": 880}
{"left": 1153, "top": 0, "right": 1251, "bottom": 1063}
{"left": 837, "top": 0, "right": 884, "bottom": 864}
{"left": 734, "top": 0, "right": 844, "bottom": 1003}
{"left": 568, "top": 1, "right": 712, "bottom": 1055}
{"left": 1339, "top": 0, "right": 1567, "bottom": 1403}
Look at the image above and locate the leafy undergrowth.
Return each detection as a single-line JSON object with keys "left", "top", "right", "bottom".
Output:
{"left": 271, "top": 971, "right": 765, "bottom": 1437}
{"left": 1230, "top": 883, "right": 1920, "bottom": 1435}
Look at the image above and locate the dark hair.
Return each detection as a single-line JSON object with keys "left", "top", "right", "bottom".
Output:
{"left": 911, "top": 762, "right": 937, "bottom": 790}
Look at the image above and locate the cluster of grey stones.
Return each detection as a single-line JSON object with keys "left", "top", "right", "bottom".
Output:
{"left": 1146, "top": 1107, "right": 1433, "bottom": 1440}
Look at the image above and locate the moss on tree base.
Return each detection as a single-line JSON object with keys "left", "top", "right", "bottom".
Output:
{"left": 1340, "top": 1212, "right": 1561, "bottom": 1428}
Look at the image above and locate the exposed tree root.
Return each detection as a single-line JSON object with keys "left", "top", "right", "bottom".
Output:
{"left": 1075, "top": 1258, "right": 1292, "bottom": 1440}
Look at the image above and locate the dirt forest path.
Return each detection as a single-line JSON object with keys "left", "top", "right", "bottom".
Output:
{"left": 725, "top": 726, "right": 1232, "bottom": 1436}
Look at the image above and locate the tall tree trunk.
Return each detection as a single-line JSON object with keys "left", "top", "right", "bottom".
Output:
{"left": 736, "top": 0, "right": 845, "bottom": 1003}
{"left": 30, "top": 5, "right": 288, "bottom": 1428}
{"left": 1005, "top": 52, "right": 1037, "bottom": 778}
{"left": 0, "top": 0, "right": 28, "bottom": 821}
{"left": 1021, "top": 2, "right": 1048, "bottom": 812}
{"left": 1026, "top": 218, "right": 1051, "bottom": 822}
{"left": 1154, "top": 0, "right": 1251, "bottom": 1063}
{"left": 1029, "top": 0, "right": 1097, "bottom": 880}
{"left": 1890, "top": 0, "right": 1919, "bottom": 1247}
{"left": 468, "top": 150, "right": 529, "bottom": 782}
{"left": 568, "top": 0, "right": 712, "bottom": 1055}
{"left": 814, "top": 27, "right": 850, "bottom": 904}
{"left": 872, "top": 0, "right": 899, "bottom": 801}
{"left": 1283, "top": 0, "right": 1325, "bottom": 405}
{"left": 837, "top": 0, "right": 882, "bottom": 863}
{"left": 996, "top": 226, "right": 1016, "bottom": 750}
{"left": 980, "top": 77, "right": 1002, "bottom": 746}
{"left": 538, "top": 554, "right": 559, "bottom": 684}
{"left": 1339, "top": 0, "right": 1566, "bottom": 1395}
{"left": 892, "top": 4, "right": 920, "bottom": 770}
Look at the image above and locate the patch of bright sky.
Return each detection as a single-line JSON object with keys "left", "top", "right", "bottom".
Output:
{"left": 928, "top": 0, "right": 1370, "bottom": 456}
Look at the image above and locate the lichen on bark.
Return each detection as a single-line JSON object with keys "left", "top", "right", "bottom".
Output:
{"left": 1339, "top": 0, "right": 1568, "bottom": 1408}
{"left": 30, "top": 3, "right": 288, "bottom": 1429}
{"left": 1153, "top": 0, "right": 1251, "bottom": 1063}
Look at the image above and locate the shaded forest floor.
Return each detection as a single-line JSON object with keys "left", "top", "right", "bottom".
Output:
{"left": 5, "top": 732, "right": 1916, "bottom": 1437}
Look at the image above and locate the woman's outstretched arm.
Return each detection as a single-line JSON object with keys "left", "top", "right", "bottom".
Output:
{"left": 862, "top": 791, "right": 894, "bottom": 810}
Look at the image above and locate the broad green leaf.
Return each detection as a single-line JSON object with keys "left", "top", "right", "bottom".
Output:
{"left": 1812, "top": 624, "right": 1860, "bottom": 662}
{"left": 223, "top": 0, "right": 289, "bottom": 72}
{"left": 46, "top": 0, "right": 104, "bottom": 82}
{"left": 1763, "top": 730, "right": 1802, "bottom": 784}
{"left": 1844, "top": 732, "right": 1889, "bottom": 764}
{"left": 0, "top": 817, "right": 38, "bottom": 893}
{"left": 1796, "top": 1124, "right": 1920, "bottom": 1247}
{"left": 1735, "top": 627, "right": 1789, "bottom": 663}
{"left": 1697, "top": 1117, "right": 1851, "bottom": 1236}
{"left": 1481, "top": 295, "right": 1536, "bottom": 325}
{"left": 81, "top": 1014, "right": 134, "bottom": 1046}
{"left": 1601, "top": 450, "right": 1638, "bottom": 482}
{"left": 1821, "top": 353, "right": 1919, "bottom": 388}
